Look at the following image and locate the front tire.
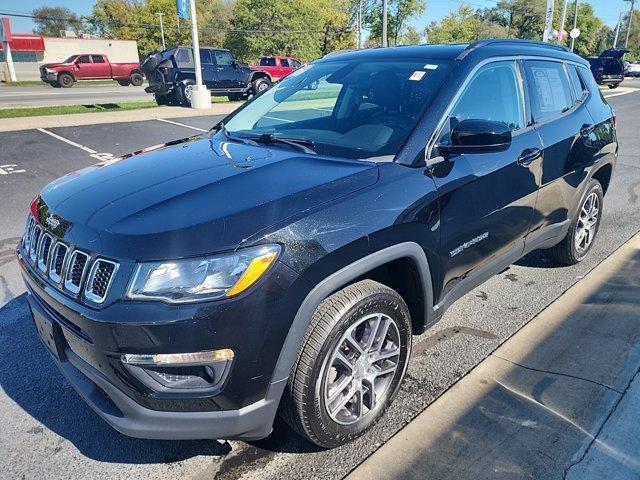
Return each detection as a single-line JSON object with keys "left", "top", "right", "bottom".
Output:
{"left": 58, "top": 73, "right": 74, "bottom": 88}
{"left": 547, "top": 179, "right": 603, "bottom": 265}
{"left": 280, "top": 280, "right": 411, "bottom": 448}
{"left": 117, "top": 79, "right": 131, "bottom": 86}
{"left": 608, "top": 83, "right": 620, "bottom": 89}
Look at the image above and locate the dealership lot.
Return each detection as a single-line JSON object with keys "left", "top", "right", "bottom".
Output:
{"left": 1, "top": 86, "right": 640, "bottom": 479}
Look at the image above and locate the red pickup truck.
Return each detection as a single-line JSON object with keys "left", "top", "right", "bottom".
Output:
{"left": 40, "top": 54, "right": 144, "bottom": 88}
{"left": 249, "top": 56, "right": 303, "bottom": 82}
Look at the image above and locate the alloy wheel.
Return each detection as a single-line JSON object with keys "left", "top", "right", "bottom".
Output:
{"left": 323, "top": 313, "right": 401, "bottom": 425}
{"left": 575, "top": 192, "right": 599, "bottom": 255}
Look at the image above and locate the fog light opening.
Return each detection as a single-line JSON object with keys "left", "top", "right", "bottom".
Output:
{"left": 121, "top": 349, "right": 234, "bottom": 392}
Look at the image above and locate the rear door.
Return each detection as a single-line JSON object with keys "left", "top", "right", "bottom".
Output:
{"left": 90, "top": 55, "right": 110, "bottom": 77}
{"left": 431, "top": 60, "right": 542, "bottom": 301}
{"left": 522, "top": 59, "right": 597, "bottom": 245}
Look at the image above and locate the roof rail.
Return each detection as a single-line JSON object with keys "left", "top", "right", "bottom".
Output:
{"left": 457, "top": 38, "right": 570, "bottom": 60}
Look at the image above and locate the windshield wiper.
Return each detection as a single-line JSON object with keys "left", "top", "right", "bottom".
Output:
{"left": 216, "top": 122, "right": 259, "bottom": 146}
{"left": 253, "top": 134, "right": 317, "bottom": 154}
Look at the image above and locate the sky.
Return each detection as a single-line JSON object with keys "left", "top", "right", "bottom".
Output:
{"left": 0, "top": 0, "right": 632, "bottom": 35}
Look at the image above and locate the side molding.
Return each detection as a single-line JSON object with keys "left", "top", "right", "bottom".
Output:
{"left": 270, "top": 242, "right": 433, "bottom": 383}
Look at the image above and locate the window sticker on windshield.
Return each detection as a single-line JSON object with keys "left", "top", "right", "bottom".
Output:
{"left": 409, "top": 71, "right": 426, "bottom": 81}
{"left": 423, "top": 64, "right": 439, "bottom": 70}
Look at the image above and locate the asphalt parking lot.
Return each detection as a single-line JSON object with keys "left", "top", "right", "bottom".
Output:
{"left": 1, "top": 84, "right": 640, "bottom": 480}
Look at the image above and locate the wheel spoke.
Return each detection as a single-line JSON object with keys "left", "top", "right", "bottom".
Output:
{"left": 333, "top": 349, "right": 356, "bottom": 371}
{"left": 372, "top": 346, "right": 401, "bottom": 362}
{"left": 373, "top": 362, "right": 397, "bottom": 377}
{"left": 329, "top": 383, "right": 357, "bottom": 414}
{"left": 327, "top": 374, "right": 354, "bottom": 403}
{"left": 363, "top": 315, "right": 382, "bottom": 352}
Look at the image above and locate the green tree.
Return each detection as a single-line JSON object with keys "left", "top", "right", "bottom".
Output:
{"left": 397, "top": 25, "right": 422, "bottom": 44}
{"left": 496, "top": 0, "right": 545, "bottom": 40}
{"left": 86, "top": 0, "right": 234, "bottom": 57}
{"left": 425, "top": 5, "right": 505, "bottom": 44}
{"left": 559, "top": 3, "right": 605, "bottom": 57}
{"left": 224, "top": 0, "right": 352, "bottom": 62}
{"left": 366, "top": 0, "right": 426, "bottom": 46}
{"left": 32, "top": 6, "right": 85, "bottom": 36}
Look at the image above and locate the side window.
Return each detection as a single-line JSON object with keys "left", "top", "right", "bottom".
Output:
{"left": 77, "top": 55, "right": 91, "bottom": 64}
{"left": 175, "top": 48, "right": 193, "bottom": 67}
{"left": 292, "top": 60, "right": 302, "bottom": 68}
{"left": 199, "top": 49, "right": 213, "bottom": 65}
{"left": 437, "top": 61, "right": 524, "bottom": 144}
{"left": 260, "top": 57, "right": 276, "bottom": 67}
{"left": 215, "top": 51, "right": 234, "bottom": 66}
{"left": 91, "top": 55, "right": 105, "bottom": 63}
{"left": 525, "top": 60, "right": 573, "bottom": 122}
{"left": 281, "top": 58, "right": 290, "bottom": 67}
{"left": 566, "top": 64, "right": 587, "bottom": 102}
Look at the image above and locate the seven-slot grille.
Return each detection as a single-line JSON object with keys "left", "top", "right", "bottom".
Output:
{"left": 22, "top": 215, "right": 118, "bottom": 304}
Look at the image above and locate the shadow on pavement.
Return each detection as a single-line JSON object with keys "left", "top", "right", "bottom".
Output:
{"left": 351, "top": 244, "right": 640, "bottom": 480}
{"left": 0, "top": 294, "right": 231, "bottom": 464}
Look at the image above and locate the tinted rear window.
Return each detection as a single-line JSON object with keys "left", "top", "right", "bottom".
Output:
{"left": 524, "top": 60, "right": 573, "bottom": 122}
{"left": 260, "top": 57, "right": 276, "bottom": 66}
{"left": 567, "top": 65, "right": 587, "bottom": 101}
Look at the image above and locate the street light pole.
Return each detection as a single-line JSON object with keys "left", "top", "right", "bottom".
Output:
{"left": 358, "top": 0, "right": 362, "bottom": 49}
{"left": 188, "top": 0, "right": 211, "bottom": 109}
{"left": 382, "top": 0, "right": 388, "bottom": 47}
{"left": 625, "top": 0, "right": 635, "bottom": 48}
{"left": 614, "top": 11, "right": 623, "bottom": 47}
{"left": 156, "top": 13, "right": 166, "bottom": 50}
{"left": 570, "top": 0, "right": 578, "bottom": 51}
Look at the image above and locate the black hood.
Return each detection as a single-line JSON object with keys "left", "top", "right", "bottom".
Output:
{"left": 37, "top": 134, "right": 378, "bottom": 261}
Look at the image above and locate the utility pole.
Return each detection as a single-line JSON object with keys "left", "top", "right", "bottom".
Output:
{"left": 625, "top": 0, "right": 635, "bottom": 48}
{"left": 0, "top": 18, "right": 16, "bottom": 82}
{"left": 614, "top": 11, "right": 623, "bottom": 48}
{"left": 358, "top": 0, "right": 363, "bottom": 49}
{"left": 559, "top": 0, "right": 569, "bottom": 43}
{"left": 382, "top": 0, "right": 388, "bottom": 47}
{"left": 570, "top": 0, "right": 578, "bottom": 51}
{"left": 542, "top": 0, "right": 555, "bottom": 42}
{"left": 156, "top": 13, "right": 166, "bottom": 50}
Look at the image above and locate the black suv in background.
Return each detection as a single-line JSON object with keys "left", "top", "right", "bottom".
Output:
{"left": 587, "top": 47, "right": 629, "bottom": 89}
{"left": 141, "top": 46, "right": 272, "bottom": 105}
{"left": 19, "top": 40, "right": 617, "bottom": 448}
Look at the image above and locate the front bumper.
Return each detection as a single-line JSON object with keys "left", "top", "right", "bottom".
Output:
{"left": 40, "top": 73, "right": 57, "bottom": 82}
{"left": 19, "top": 251, "right": 299, "bottom": 440}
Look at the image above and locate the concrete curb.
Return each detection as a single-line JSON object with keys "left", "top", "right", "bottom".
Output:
{"left": 0, "top": 103, "right": 240, "bottom": 132}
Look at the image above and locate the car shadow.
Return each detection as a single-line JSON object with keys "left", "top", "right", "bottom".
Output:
{"left": 0, "top": 294, "right": 232, "bottom": 464}
{"left": 0, "top": 293, "right": 326, "bottom": 466}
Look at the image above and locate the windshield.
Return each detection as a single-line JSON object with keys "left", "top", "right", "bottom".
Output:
{"left": 223, "top": 57, "right": 453, "bottom": 159}
{"left": 63, "top": 55, "right": 77, "bottom": 63}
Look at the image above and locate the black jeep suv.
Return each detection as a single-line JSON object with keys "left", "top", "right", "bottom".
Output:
{"left": 142, "top": 46, "right": 271, "bottom": 105}
{"left": 587, "top": 47, "right": 629, "bottom": 89}
{"left": 19, "top": 40, "right": 617, "bottom": 448}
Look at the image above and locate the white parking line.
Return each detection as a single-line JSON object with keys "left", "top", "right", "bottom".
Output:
{"left": 37, "top": 128, "right": 97, "bottom": 154}
{"left": 603, "top": 90, "right": 638, "bottom": 99}
{"left": 156, "top": 118, "right": 208, "bottom": 132}
{"left": 37, "top": 128, "right": 115, "bottom": 162}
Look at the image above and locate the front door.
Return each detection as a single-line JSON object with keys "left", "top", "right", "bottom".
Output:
{"left": 213, "top": 50, "right": 242, "bottom": 89}
{"left": 429, "top": 60, "right": 542, "bottom": 303}
{"left": 74, "top": 55, "right": 93, "bottom": 79}
{"left": 199, "top": 49, "right": 218, "bottom": 89}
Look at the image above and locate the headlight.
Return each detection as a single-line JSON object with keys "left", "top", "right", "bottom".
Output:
{"left": 126, "top": 244, "right": 280, "bottom": 303}
{"left": 45, "top": 68, "right": 54, "bottom": 74}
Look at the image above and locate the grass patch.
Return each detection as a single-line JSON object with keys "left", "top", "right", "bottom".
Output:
{"left": 0, "top": 102, "right": 158, "bottom": 119}
{"left": 1, "top": 80, "right": 147, "bottom": 88}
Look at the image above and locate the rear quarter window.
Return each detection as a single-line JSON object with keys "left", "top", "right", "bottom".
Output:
{"left": 524, "top": 60, "right": 573, "bottom": 123}
{"left": 567, "top": 64, "right": 588, "bottom": 101}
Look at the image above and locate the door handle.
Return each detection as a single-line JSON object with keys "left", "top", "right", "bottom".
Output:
{"left": 216, "top": 67, "right": 224, "bottom": 71}
{"left": 580, "top": 123, "right": 595, "bottom": 137}
{"left": 517, "top": 148, "right": 542, "bottom": 167}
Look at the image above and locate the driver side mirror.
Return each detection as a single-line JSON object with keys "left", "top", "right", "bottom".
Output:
{"left": 438, "top": 119, "right": 512, "bottom": 155}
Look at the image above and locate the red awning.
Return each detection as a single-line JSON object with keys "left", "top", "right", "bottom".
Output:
{"left": 0, "top": 33, "right": 45, "bottom": 52}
